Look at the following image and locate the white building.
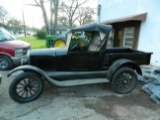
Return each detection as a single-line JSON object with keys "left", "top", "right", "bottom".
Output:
{"left": 98, "top": 0, "right": 160, "bottom": 66}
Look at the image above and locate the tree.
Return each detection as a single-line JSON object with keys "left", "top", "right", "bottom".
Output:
{"left": 29, "top": 0, "right": 59, "bottom": 35}
{"left": 0, "top": 5, "right": 10, "bottom": 25}
{"left": 77, "top": 7, "right": 95, "bottom": 26}
{"left": 59, "top": 0, "right": 89, "bottom": 28}
{"left": 58, "top": 16, "right": 69, "bottom": 26}
{"left": 51, "top": 0, "right": 59, "bottom": 34}
{"left": 7, "top": 18, "right": 23, "bottom": 34}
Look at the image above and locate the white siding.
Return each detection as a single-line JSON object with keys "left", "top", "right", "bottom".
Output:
{"left": 99, "top": 0, "right": 160, "bottom": 65}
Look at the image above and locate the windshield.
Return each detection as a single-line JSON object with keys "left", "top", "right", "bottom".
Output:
{"left": 0, "top": 28, "right": 15, "bottom": 41}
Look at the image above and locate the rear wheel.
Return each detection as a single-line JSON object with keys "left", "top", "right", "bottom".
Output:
{"left": 53, "top": 38, "right": 66, "bottom": 47}
{"left": 111, "top": 67, "right": 137, "bottom": 94}
{"left": 0, "top": 55, "right": 12, "bottom": 70}
{"left": 9, "top": 72, "right": 44, "bottom": 103}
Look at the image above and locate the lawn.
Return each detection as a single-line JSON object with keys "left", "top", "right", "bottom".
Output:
{"left": 17, "top": 36, "right": 46, "bottom": 49}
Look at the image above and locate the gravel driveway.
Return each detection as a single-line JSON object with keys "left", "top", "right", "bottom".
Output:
{"left": 0, "top": 70, "right": 160, "bottom": 120}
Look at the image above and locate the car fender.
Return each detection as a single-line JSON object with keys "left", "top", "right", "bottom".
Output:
{"left": 0, "top": 52, "right": 12, "bottom": 58}
{"left": 107, "top": 59, "right": 142, "bottom": 81}
{"left": 8, "top": 65, "right": 49, "bottom": 78}
{"left": 7, "top": 65, "right": 81, "bottom": 87}
{"left": 8, "top": 65, "right": 63, "bottom": 86}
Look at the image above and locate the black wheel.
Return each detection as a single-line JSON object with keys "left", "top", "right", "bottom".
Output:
{"left": 9, "top": 72, "right": 44, "bottom": 103}
{"left": 0, "top": 55, "right": 12, "bottom": 70}
{"left": 111, "top": 67, "right": 137, "bottom": 94}
{"left": 53, "top": 38, "right": 66, "bottom": 47}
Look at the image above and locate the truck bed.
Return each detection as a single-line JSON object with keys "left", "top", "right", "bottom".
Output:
{"left": 104, "top": 48, "right": 152, "bottom": 66}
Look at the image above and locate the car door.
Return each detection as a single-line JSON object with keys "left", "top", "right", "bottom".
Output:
{"left": 68, "top": 51, "right": 104, "bottom": 71}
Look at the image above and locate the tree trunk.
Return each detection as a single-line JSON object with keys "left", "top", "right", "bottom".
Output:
{"left": 69, "top": 19, "right": 73, "bottom": 28}
{"left": 50, "top": 0, "right": 54, "bottom": 35}
{"left": 40, "top": 0, "right": 50, "bottom": 34}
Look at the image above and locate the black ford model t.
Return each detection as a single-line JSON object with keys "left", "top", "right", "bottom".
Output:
{"left": 8, "top": 23, "right": 152, "bottom": 103}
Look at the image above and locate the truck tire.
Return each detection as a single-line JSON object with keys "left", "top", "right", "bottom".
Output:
{"left": 9, "top": 72, "right": 44, "bottom": 103}
{"left": 0, "top": 55, "right": 13, "bottom": 70}
{"left": 53, "top": 38, "right": 66, "bottom": 47}
{"left": 111, "top": 67, "right": 137, "bottom": 94}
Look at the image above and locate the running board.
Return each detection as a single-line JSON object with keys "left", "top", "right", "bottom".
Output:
{"left": 47, "top": 78, "right": 110, "bottom": 87}
{"left": 7, "top": 65, "right": 109, "bottom": 87}
{"left": 47, "top": 71, "right": 108, "bottom": 80}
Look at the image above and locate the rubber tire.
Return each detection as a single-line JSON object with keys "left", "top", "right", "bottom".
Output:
{"left": 0, "top": 55, "right": 13, "bottom": 70}
{"left": 9, "top": 72, "right": 44, "bottom": 103}
{"left": 111, "top": 67, "right": 137, "bottom": 94}
{"left": 53, "top": 38, "right": 66, "bottom": 47}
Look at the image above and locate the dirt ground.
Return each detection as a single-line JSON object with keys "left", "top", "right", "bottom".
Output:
{"left": 0, "top": 69, "right": 160, "bottom": 120}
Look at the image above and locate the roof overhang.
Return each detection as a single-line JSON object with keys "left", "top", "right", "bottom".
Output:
{"left": 103, "top": 13, "right": 147, "bottom": 24}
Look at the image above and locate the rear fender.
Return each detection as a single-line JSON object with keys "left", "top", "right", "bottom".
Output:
{"left": 107, "top": 59, "right": 142, "bottom": 81}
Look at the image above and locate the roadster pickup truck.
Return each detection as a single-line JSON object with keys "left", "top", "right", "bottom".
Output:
{"left": 8, "top": 23, "right": 152, "bottom": 103}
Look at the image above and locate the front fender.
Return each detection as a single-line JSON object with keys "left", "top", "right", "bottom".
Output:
{"left": 8, "top": 65, "right": 47, "bottom": 77}
{"left": 7, "top": 65, "right": 78, "bottom": 87}
{"left": 8, "top": 65, "right": 61, "bottom": 86}
{"left": 107, "top": 59, "right": 142, "bottom": 81}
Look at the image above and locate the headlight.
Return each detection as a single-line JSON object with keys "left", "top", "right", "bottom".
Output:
{"left": 21, "top": 58, "right": 29, "bottom": 65}
{"left": 15, "top": 49, "right": 23, "bottom": 57}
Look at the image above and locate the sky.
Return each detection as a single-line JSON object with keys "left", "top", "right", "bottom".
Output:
{"left": 0, "top": 0, "right": 97, "bottom": 29}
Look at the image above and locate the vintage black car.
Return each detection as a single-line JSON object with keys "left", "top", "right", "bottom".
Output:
{"left": 8, "top": 23, "right": 152, "bottom": 103}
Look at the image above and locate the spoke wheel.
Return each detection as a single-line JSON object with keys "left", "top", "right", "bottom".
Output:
{"left": 0, "top": 56, "right": 12, "bottom": 70}
{"left": 111, "top": 67, "right": 137, "bottom": 94}
{"left": 9, "top": 72, "right": 44, "bottom": 103}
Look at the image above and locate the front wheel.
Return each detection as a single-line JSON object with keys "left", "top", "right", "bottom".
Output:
{"left": 111, "top": 67, "right": 137, "bottom": 94}
{"left": 0, "top": 56, "right": 12, "bottom": 70}
{"left": 9, "top": 72, "right": 44, "bottom": 103}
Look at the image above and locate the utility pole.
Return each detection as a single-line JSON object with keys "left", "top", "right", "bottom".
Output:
{"left": 32, "top": 13, "right": 34, "bottom": 29}
{"left": 97, "top": 4, "right": 101, "bottom": 23}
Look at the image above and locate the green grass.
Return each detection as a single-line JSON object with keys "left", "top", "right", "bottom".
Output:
{"left": 17, "top": 36, "right": 46, "bottom": 49}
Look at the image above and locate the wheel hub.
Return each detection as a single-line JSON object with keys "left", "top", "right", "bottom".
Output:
{"left": 123, "top": 80, "right": 128, "bottom": 84}
{"left": 0, "top": 59, "right": 7, "bottom": 68}
{"left": 24, "top": 85, "right": 32, "bottom": 91}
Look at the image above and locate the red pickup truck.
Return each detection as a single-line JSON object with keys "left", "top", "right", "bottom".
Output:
{"left": 0, "top": 28, "right": 30, "bottom": 70}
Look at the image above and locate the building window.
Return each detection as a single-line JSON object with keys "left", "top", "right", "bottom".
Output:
{"left": 123, "top": 27, "right": 135, "bottom": 48}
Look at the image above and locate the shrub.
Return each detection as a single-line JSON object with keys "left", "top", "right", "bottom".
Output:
{"left": 36, "top": 30, "right": 46, "bottom": 39}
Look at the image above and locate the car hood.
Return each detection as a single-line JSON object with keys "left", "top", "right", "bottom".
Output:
{"left": 30, "top": 47, "right": 68, "bottom": 57}
{"left": 0, "top": 40, "right": 30, "bottom": 49}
